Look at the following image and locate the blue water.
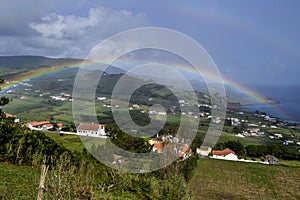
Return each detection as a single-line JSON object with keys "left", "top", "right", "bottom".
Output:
{"left": 242, "top": 85, "right": 300, "bottom": 123}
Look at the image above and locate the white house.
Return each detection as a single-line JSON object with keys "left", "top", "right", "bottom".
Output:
{"left": 27, "top": 121, "right": 54, "bottom": 131}
{"left": 196, "top": 145, "right": 212, "bottom": 157}
{"left": 77, "top": 123, "right": 107, "bottom": 138}
{"left": 212, "top": 148, "right": 238, "bottom": 161}
{"left": 97, "top": 97, "right": 107, "bottom": 101}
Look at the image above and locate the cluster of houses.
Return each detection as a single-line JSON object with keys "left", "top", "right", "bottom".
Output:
{"left": 267, "top": 133, "right": 300, "bottom": 147}
{"left": 253, "top": 113, "right": 277, "bottom": 123}
{"left": 50, "top": 93, "right": 72, "bottom": 101}
{"left": 15, "top": 82, "right": 73, "bottom": 102}
{"left": 225, "top": 114, "right": 300, "bottom": 147}
{"left": 97, "top": 97, "right": 217, "bottom": 120}
{"left": 149, "top": 135, "right": 192, "bottom": 160}
{"left": 236, "top": 128, "right": 265, "bottom": 138}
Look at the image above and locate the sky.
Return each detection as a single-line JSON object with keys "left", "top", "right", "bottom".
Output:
{"left": 0, "top": 0, "right": 299, "bottom": 85}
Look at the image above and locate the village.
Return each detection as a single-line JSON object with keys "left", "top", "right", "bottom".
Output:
{"left": 3, "top": 92, "right": 299, "bottom": 167}
{"left": 3, "top": 81, "right": 300, "bottom": 166}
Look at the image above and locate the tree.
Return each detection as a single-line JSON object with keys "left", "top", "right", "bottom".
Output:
{"left": 224, "top": 140, "right": 245, "bottom": 156}
{"left": 214, "top": 140, "right": 245, "bottom": 156}
{"left": 0, "top": 78, "right": 10, "bottom": 108}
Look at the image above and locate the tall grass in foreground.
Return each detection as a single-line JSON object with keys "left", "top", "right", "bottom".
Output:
{"left": 189, "top": 159, "right": 300, "bottom": 200}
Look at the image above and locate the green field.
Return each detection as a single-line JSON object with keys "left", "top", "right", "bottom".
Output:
{"left": 44, "top": 132, "right": 107, "bottom": 153}
{"left": 189, "top": 159, "right": 300, "bottom": 200}
{"left": 0, "top": 163, "right": 40, "bottom": 199}
{"left": 44, "top": 132, "right": 85, "bottom": 152}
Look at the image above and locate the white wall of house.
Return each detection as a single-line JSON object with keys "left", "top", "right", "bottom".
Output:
{"left": 225, "top": 153, "right": 238, "bottom": 160}
{"left": 28, "top": 124, "right": 34, "bottom": 130}
{"left": 28, "top": 124, "right": 53, "bottom": 131}
{"left": 212, "top": 153, "right": 238, "bottom": 161}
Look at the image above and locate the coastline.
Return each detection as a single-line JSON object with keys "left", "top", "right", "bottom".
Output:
{"left": 241, "top": 103, "right": 299, "bottom": 124}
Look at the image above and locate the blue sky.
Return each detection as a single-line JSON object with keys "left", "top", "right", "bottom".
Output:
{"left": 0, "top": 0, "right": 299, "bottom": 85}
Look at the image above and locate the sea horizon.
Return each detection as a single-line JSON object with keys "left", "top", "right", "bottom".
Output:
{"left": 242, "top": 84, "right": 300, "bottom": 124}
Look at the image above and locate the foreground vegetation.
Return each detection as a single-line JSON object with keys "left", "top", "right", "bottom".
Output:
{"left": 0, "top": 117, "right": 196, "bottom": 199}
{"left": 189, "top": 159, "right": 300, "bottom": 200}
{"left": 1, "top": 156, "right": 300, "bottom": 199}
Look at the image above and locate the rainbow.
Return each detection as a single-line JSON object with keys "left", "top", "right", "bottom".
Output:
{"left": 0, "top": 60, "right": 85, "bottom": 91}
{"left": 109, "top": 59, "right": 269, "bottom": 104}
{"left": 0, "top": 58, "right": 293, "bottom": 122}
{"left": 1, "top": 58, "right": 267, "bottom": 103}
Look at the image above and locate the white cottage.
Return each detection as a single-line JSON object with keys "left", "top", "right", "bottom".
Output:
{"left": 77, "top": 123, "right": 107, "bottom": 138}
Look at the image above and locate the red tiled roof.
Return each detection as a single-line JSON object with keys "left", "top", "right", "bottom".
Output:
{"left": 153, "top": 143, "right": 163, "bottom": 151}
{"left": 28, "top": 121, "right": 50, "bottom": 127}
{"left": 57, "top": 123, "right": 63, "bottom": 127}
{"left": 44, "top": 123, "right": 53, "bottom": 128}
{"left": 77, "top": 123, "right": 104, "bottom": 131}
{"left": 212, "top": 148, "right": 237, "bottom": 156}
{"left": 5, "top": 113, "right": 15, "bottom": 118}
{"left": 178, "top": 145, "right": 191, "bottom": 157}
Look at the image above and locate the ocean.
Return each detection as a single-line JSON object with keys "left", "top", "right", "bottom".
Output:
{"left": 242, "top": 85, "right": 300, "bottom": 124}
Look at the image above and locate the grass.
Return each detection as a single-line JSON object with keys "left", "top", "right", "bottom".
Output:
{"left": 44, "top": 132, "right": 107, "bottom": 153}
{"left": 218, "top": 132, "right": 273, "bottom": 146}
{"left": 268, "top": 128, "right": 293, "bottom": 136}
{"left": 3, "top": 98, "right": 46, "bottom": 115}
{"left": 44, "top": 132, "right": 85, "bottom": 152}
{"left": 0, "top": 163, "right": 40, "bottom": 199}
{"left": 279, "top": 160, "right": 300, "bottom": 167}
{"left": 2, "top": 157, "right": 299, "bottom": 200}
{"left": 189, "top": 158, "right": 300, "bottom": 200}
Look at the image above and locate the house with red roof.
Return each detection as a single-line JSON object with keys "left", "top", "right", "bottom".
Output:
{"left": 178, "top": 145, "right": 192, "bottom": 160}
{"left": 4, "top": 113, "right": 15, "bottom": 118}
{"left": 56, "top": 123, "right": 63, "bottom": 130}
{"left": 152, "top": 143, "right": 163, "bottom": 153}
{"left": 77, "top": 123, "right": 106, "bottom": 138}
{"left": 212, "top": 148, "right": 238, "bottom": 160}
{"left": 27, "top": 121, "right": 54, "bottom": 131}
{"left": 3, "top": 112, "right": 20, "bottom": 123}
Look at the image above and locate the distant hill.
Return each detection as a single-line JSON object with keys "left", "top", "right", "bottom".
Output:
{"left": 0, "top": 55, "right": 82, "bottom": 69}
{"left": 0, "top": 55, "right": 125, "bottom": 78}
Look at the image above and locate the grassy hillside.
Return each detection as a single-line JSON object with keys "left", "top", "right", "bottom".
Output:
{"left": 189, "top": 159, "right": 300, "bottom": 200}
{"left": 1, "top": 158, "right": 299, "bottom": 199}
{"left": 0, "top": 56, "right": 82, "bottom": 78}
{"left": 0, "top": 163, "right": 39, "bottom": 199}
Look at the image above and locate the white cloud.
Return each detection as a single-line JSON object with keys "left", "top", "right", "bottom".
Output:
{"left": 27, "top": 7, "right": 149, "bottom": 58}
{"left": 30, "top": 14, "right": 89, "bottom": 40}
{"left": 0, "top": 5, "right": 149, "bottom": 58}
